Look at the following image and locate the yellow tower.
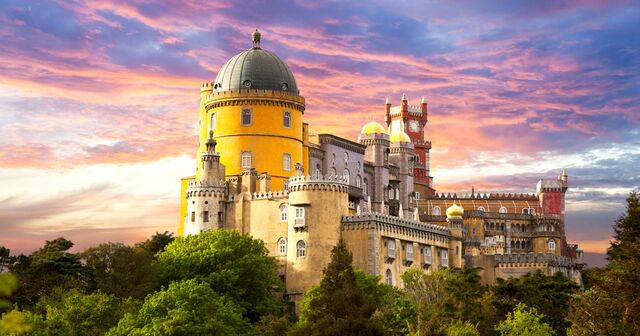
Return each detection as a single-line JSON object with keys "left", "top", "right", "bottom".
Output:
{"left": 180, "top": 30, "right": 306, "bottom": 234}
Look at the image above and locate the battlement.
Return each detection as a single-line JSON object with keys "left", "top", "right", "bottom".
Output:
{"left": 287, "top": 175, "right": 349, "bottom": 192}
{"left": 495, "top": 253, "right": 576, "bottom": 267}
{"left": 342, "top": 212, "right": 450, "bottom": 236}
{"left": 187, "top": 180, "right": 227, "bottom": 189}
{"left": 252, "top": 190, "right": 288, "bottom": 200}
{"left": 429, "top": 192, "right": 538, "bottom": 200}
{"left": 203, "top": 89, "right": 305, "bottom": 109}
{"left": 200, "top": 82, "right": 213, "bottom": 92}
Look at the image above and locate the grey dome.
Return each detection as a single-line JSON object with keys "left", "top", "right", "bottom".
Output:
{"left": 213, "top": 39, "right": 298, "bottom": 94}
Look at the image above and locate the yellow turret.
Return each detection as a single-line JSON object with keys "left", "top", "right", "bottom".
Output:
{"left": 446, "top": 203, "right": 464, "bottom": 218}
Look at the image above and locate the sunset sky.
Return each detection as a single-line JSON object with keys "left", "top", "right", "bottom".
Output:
{"left": 1, "top": 1, "right": 638, "bottom": 262}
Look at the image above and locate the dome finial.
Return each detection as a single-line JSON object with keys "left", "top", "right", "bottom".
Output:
{"left": 252, "top": 29, "right": 261, "bottom": 49}
{"left": 401, "top": 93, "right": 407, "bottom": 101}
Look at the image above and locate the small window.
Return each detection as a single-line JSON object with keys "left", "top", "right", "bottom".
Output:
{"left": 241, "top": 108, "right": 252, "bottom": 126}
{"left": 278, "top": 238, "right": 287, "bottom": 256}
{"left": 385, "top": 269, "right": 393, "bottom": 285}
{"left": 344, "top": 152, "right": 349, "bottom": 162}
{"left": 296, "top": 240, "right": 306, "bottom": 258}
{"left": 356, "top": 175, "right": 362, "bottom": 188}
{"left": 283, "top": 153, "right": 291, "bottom": 171}
{"left": 478, "top": 206, "right": 485, "bottom": 212}
{"left": 284, "top": 179, "right": 289, "bottom": 189}
{"left": 423, "top": 246, "right": 432, "bottom": 264}
{"left": 241, "top": 151, "right": 252, "bottom": 169}
{"left": 530, "top": 208, "right": 536, "bottom": 215}
{"left": 522, "top": 208, "right": 529, "bottom": 214}
{"left": 295, "top": 207, "right": 305, "bottom": 219}
{"left": 191, "top": 211, "right": 195, "bottom": 222}
{"left": 343, "top": 169, "right": 350, "bottom": 184}
{"left": 387, "top": 239, "right": 396, "bottom": 258}
{"left": 203, "top": 211, "right": 209, "bottom": 222}
{"left": 279, "top": 204, "right": 288, "bottom": 222}
{"left": 415, "top": 192, "right": 420, "bottom": 200}
{"left": 433, "top": 206, "right": 441, "bottom": 216}
{"left": 406, "top": 243, "right": 414, "bottom": 261}
{"left": 548, "top": 239, "right": 556, "bottom": 251}
{"left": 363, "top": 179, "right": 368, "bottom": 195}
{"left": 330, "top": 167, "right": 336, "bottom": 177}
{"left": 441, "top": 249, "right": 449, "bottom": 267}
{"left": 315, "top": 165, "right": 321, "bottom": 178}
{"left": 210, "top": 113, "right": 216, "bottom": 130}
{"left": 283, "top": 111, "right": 291, "bottom": 128}
{"left": 499, "top": 206, "right": 507, "bottom": 213}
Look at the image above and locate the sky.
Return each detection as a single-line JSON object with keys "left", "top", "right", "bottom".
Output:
{"left": 0, "top": 0, "right": 638, "bottom": 262}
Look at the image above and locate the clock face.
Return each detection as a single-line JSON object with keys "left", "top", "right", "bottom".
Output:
{"left": 409, "top": 120, "right": 420, "bottom": 132}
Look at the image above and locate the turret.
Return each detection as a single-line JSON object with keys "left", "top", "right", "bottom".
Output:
{"left": 385, "top": 97, "right": 391, "bottom": 127}
{"left": 401, "top": 93, "right": 408, "bottom": 119}
{"left": 420, "top": 96, "right": 428, "bottom": 123}
{"left": 445, "top": 203, "right": 464, "bottom": 268}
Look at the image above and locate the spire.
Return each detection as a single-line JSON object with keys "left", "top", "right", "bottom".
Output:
{"left": 385, "top": 96, "right": 390, "bottom": 105}
{"left": 421, "top": 96, "right": 426, "bottom": 104}
{"left": 252, "top": 29, "right": 261, "bottom": 49}
{"left": 401, "top": 93, "right": 407, "bottom": 101}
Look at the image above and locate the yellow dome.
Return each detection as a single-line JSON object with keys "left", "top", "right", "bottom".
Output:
{"left": 389, "top": 130, "right": 411, "bottom": 143}
{"left": 361, "top": 121, "right": 386, "bottom": 134}
{"left": 446, "top": 203, "right": 464, "bottom": 218}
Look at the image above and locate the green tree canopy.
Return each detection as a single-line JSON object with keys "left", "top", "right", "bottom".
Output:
{"left": 156, "top": 230, "right": 281, "bottom": 321}
{"left": 292, "top": 239, "right": 384, "bottom": 336}
{"left": 82, "top": 242, "right": 160, "bottom": 299}
{"left": 107, "top": 279, "right": 251, "bottom": 336}
{"left": 495, "top": 303, "right": 554, "bottom": 336}
{"left": 135, "top": 231, "right": 175, "bottom": 256}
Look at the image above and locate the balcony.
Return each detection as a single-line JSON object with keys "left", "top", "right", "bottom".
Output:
{"left": 294, "top": 217, "right": 306, "bottom": 228}
{"left": 348, "top": 185, "right": 363, "bottom": 199}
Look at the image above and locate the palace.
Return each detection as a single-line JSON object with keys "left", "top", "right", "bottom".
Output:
{"left": 178, "top": 30, "right": 584, "bottom": 305}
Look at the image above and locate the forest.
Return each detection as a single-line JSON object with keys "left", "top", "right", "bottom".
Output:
{"left": 0, "top": 191, "right": 638, "bottom": 336}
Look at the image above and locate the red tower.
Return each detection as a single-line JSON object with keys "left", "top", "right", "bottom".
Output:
{"left": 385, "top": 94, "right": 434, "bottom": 194}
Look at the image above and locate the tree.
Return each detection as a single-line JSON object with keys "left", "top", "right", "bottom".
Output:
{"left": 82, "top": 242, "right": 160, "bottom": 299}
{"left": 446, "top": 320, "right": 480, "bottom": 336}
{"left": 156, "top": 230, "right": 281, "bottom": 321}
{"left": 135, "top": 231, "right": 175, "bottom": 256}
{"left": 494, "top": 303, "right": 554, "bottom": 336}
{"left": 107, "top": 279, "right": 252, "bottom": 336}
{"left": 0, "top": 273, "right": 33, "bottom": 335}
{"left": 493, "top": 270, "right": 577, "bottom": 335}
{"left": 10, "top": 238, "right": 88, "bottom": 308}
{"left": 567, "top": 191, "right": 640, "bottom": 335}
{"left": 402, "top": 267, "right": 450, "bottom": 335}
{"left": 291, "top": 239, "right": 384, "bottom": 336}
{"left": 0, "top": 247, "right": 15, "bottom": 272}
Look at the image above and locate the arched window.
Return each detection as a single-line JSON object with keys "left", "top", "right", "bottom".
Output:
{"left": 296, "top": 240, "right": 306, "bottom": 258}
{"left": 241, "top": 108, "right": 252, "bottom": 126}
{"left": 283, "top": 111, "right": 291, "bottom": 128}
{"left": 548, "top": 239, "right": 556, "bottom": 251}
{"left": 330, "top": 167, "right": 336, "bottom": 177}
{"left": 356, "top": 175, "right": 362, "bottom": 188}
{"left": 278, "top": 238, "right": 287, "bottom": 256}
{"left": 241, "top": 151, "right": 252, "bottom": 169}
{"left": 433, "top": 206, "right": 441, "bottom": 216}
{"left": 344, "top": 152, "right": 349, "bottom": 162}
{"left": 363, "top": 178, "right": 368, "bottom": 195}
{"left": 210, "top": 113, "right": 216, "bottom": 130}
{"left": 315, "top": 164, "right": 321, "bottom": 178}
{"left": 522, "top": 208, "right": 529, "bottom": 214}
{"left": 477, "top": 206, "right": 485, "bottom": 212}
{"left": 342, "top": 169, "right": 350, "bottom": 184}
{"left": 279, "top": 204, "right": 288, "bottom": 222}
{"left": 499, "top": 206, "right": 507, "bottom": 214}
{"left": 529, "top": 208, "right": 535, "bottom": 215}
{"left": 283, "top": 153, "right": 291, "bottom": 171}
{"left": 284, "top": 179, "right": 289, "bottom": 189}
{"left": 385, "top": 269, "right": 393, "bottom": 285}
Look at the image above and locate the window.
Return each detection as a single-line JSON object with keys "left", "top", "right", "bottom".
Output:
{"left": 356, "top": 175, "right": 362, "bottom": 188}
{"left": 296, "top": 240, "right": 306, "bottom": 258}
{"left": 315, "top": 164, "right": 321, "bottom": 178}
{"left": 241, "top": 151, "right": 252, "bottom": 169}
{"left": 283, "top": 153, "right": 291, "bottom": 171}
{"left": 529, "top": 208, "right": 536, "bottom": 215}
{"left": 241, "top": 108, "right": 252, "bottom": 126}
{"left": 522, "top": 208, "right": 529, "bottom": 214}
{"left": 279, "top": 204, "right": 288, "bottom": 222}
{"left": 295, "top": 207, "right": 305, "bottom": 219}
{"left": 423, "top": 246, "right": 432, "bottom": 264}
{"left": 330, "top": 167, "right": 336, "bottom": 177}
{"left": 441, "top": 249, "right": 449, "bottom": 267}
{"left": 406, "top": 243, "right": 414, "bottom": 261}
{"left": 278, "top": 238, "right": 287, "bottom": 256}
{"left": 210, "top": 113, "right": 216, "bottom": 130}
{"left": 203, "top": 211, "right": 209, "bottom": 222}
{"left": 433, "top": 206, "right": 441, "bottom": 216}
{"left": 363, "top": 179, "right": 368, "bottom": 195}
{"left": 344, "top": 152, "right": 349, "bottom": 162}
{"left": 548, "top": 239, "right": 556, "bottom": 251}
{"left": 499, "top": 206, "right": 507, "bottom": 213}
{"left": 283, "top": 111, "right": 291, "bottom": 128}
{"left": 191, "top": 211, "right": 195, "bottom": 222}
{"left": 387, "top": 239, "right": 396, "bottom": 258}
{"left": 385, "top": 269, "right": 393, "bottom": 285}
{"left": 478, "top": 206, "right": 485, "bottom": 212}
{"left": 343, "top": 169, "right": 350, "bottom": 184}
{"left": 284, "top": 179, "right": 289, "bottom": 189}
{"left": 415, "top": 192, "right": 420, "bottom": 200}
